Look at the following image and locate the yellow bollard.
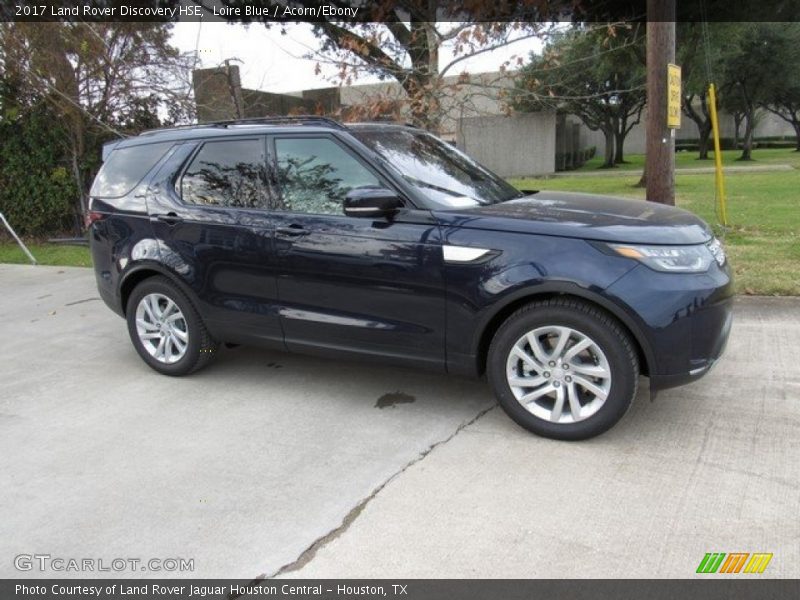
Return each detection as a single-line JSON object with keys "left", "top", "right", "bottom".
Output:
{"left": 707, "top": 83, "right": 729, "bottom": 226}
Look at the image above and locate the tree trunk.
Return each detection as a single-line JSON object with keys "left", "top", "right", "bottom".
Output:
{"left": 69, "top": 151, "right": 85, "bottom": 235}
{"left": 698, "top": 123, "right": 712, "bottom": 159}
{"left": 644, "top": 1, "right": 676, "bottom": 205}
{"left": 614, "top": 129, "right": 626, "bottom": 164}
{"left": 613, "top": 107, "right": 641, "bottom": 165}
{"left": 68, "top": 113, "right": 87, "bottom": 235}
{"left": 683, "top": 95, "right": 712, "bottom": 160}
{"left": 601, "top": 129, "right": 615, "bottom": 168}
{"left": 404, "top": 20, "right": 441, "bottom": 133}
{"left": 733, "top": 113, "right": 743, "bottom": 150}
{"left": 402, "top": 74, "right": 439, "bottom": 132}
{"left": 738, "top": 109, "right": 756, "bottom": 160}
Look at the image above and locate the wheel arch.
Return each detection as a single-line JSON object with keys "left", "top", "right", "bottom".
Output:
{"left": 119, "top": 262, "right": 194, "bottom": 316}
{"left": 474, "top": 284, "right": 655, "bottom": 378}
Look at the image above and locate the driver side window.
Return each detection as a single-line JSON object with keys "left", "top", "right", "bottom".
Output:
{"left": 273, "top": 137, "right": 381, "bottom": 215}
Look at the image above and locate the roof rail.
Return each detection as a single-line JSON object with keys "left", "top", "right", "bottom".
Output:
{"left": 211, "top": 115, "right": 347, "bottom": 129}
{"left": 139, "top": 122, "right": 219, "bottom": 136}
{"left": 347, "top": 119, "right": 422, "bottom": 130}
{"left": 140, "top": 115, "right": 346, "bottom": 136}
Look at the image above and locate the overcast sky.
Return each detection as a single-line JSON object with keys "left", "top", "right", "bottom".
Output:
{"left": 170, "top": 22, "right": 542, "bottom": 94}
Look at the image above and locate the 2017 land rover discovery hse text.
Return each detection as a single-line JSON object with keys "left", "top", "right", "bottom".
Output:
{"left": 88, "top": 117, "right": 732, "bottom": 440}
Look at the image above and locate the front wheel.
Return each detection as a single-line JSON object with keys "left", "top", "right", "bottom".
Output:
{"left": 487, "top": 298, "right": 639, "bottom": 441}
{"left": 126, "top": 276, "right": 218, "bottom": 376}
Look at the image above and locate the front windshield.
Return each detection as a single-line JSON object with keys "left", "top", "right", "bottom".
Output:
{"left": 351, "top": 128, "right": 523, "bottom": 208}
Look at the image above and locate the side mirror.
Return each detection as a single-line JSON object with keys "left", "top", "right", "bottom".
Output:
{"left": 344, "top": 188, "right": 403, "bottom": 219}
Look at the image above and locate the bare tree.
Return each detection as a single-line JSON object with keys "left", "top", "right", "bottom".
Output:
{"left": 198, "top": 0, "right": 562, "bottom": 132}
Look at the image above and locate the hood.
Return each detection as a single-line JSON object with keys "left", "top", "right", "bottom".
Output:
{"left": 434, "top": 191, "right": 713, "bottom": 245}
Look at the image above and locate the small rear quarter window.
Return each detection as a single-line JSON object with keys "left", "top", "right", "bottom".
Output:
{"left": 90, "top": 142, "right": 173, "bottom": 198}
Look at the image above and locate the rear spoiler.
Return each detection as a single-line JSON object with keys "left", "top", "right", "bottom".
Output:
{"left": 101, "top": 140, "right": 122, "bottom": 161}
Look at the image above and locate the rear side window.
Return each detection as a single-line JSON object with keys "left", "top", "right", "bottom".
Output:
{"left": 91, "top": 142, "right": 173, "bottom": 198}
{"left": 181, "top": 139, "right": 271, "bottom": 209}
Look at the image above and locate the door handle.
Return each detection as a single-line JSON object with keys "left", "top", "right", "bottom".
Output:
{"left": 276, "top": 225, "right": 308, "bottom": 237}
{"left": 152, "top": 212, "right": 183, "bottom": 226}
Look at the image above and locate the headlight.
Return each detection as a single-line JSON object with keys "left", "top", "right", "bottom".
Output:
{"left": 609, "top": 242, "right": 717, "bottom": 273}
{"left": 706, "top": 237, "right": 727, "bottom": 267}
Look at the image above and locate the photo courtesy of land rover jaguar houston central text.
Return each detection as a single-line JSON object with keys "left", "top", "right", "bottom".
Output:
{"left": 88, "top": 117, "right": 733, "bottom": 440}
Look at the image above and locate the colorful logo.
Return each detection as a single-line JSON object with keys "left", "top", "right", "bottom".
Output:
{"left": 696, "top": 552, "right": 773, "bottom": 574}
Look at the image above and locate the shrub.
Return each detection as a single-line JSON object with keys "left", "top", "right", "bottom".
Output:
{"left": 0, "top": 105, "right": 78, "bottom": 236}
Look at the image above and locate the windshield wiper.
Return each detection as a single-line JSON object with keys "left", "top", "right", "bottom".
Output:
{"left": 403, "top": 175, "right": 470, "bottom": 198}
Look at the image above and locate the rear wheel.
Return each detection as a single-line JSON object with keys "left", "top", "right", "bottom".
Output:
{"left": 126, "top": 276, "right": 218, "bottom": 376}
{"left": 487, "top": 298, "right": 639, "bottom": 440}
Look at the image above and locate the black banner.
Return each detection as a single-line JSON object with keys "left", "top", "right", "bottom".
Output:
{"left": 1, "top": 0, "right": 799, "bottom": 23}
{"left": 2, "top": 580, "right": 800, "bottom": 600}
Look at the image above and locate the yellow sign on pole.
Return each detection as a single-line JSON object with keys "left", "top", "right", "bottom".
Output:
{"left": 667, "top": 63, "right": 682, "bottom": 129}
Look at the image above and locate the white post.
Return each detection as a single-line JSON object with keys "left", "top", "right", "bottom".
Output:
{"left": 0, "top": 212, "right": 37, "bottom": 265}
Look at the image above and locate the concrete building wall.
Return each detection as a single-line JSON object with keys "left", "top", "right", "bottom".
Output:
{"left": 301, "top": 87, "right": 342, "bottom": 114}
{"left": 457, "top": 112, "right": 557, "bottom": 178}
{"left": 241, "top": 89, "right": 308, "bottom": 118}
{"left": 749, "top": 111, "right": 796, "bottom": 138}
{"left": 338, "top": 72, "right": 516, "bottom": 140}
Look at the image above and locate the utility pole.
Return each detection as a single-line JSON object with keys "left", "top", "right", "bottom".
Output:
{"left": 643, "top": 0, "right": 676, "bottom": 205}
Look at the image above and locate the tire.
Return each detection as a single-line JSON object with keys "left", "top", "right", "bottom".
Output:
{"left": 487, "top": 298, "right": 639, "bottom": 441}
{"left": 125, "top": 276, "right": 218, "bottom": 376}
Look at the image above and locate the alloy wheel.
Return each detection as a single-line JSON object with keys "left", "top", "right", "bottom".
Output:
{"left": 134, "top": 293, "right": 189, "bottom": 364}
{"left": 505, "top": 326, "right": 611, "bottom": 424}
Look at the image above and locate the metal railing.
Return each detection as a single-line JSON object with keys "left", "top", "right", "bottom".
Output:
{"left": 0, "top": 212, "right": 36, "bottom": 265}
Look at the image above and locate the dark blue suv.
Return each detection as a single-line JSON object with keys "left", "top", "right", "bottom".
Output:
{"left": 88, "top": 117, "right": 732, "bottom": 440}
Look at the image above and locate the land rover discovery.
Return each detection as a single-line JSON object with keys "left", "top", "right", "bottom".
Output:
{"left": 88, "top": 117, "right": 733, "bottom": 440}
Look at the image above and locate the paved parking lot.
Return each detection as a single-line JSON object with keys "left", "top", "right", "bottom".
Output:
{"left": 1, "top": 264, "right": 798, "bottom": 578}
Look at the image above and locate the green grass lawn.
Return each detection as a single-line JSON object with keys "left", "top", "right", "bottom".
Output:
{"left": 573, "top": 147, "right": 800, "bottom": 172}
{"left": 512, "top": 154, "right": 800, "bottom": 295}
{"left": 0, "top": 242, "right": 92, "bottom": 268}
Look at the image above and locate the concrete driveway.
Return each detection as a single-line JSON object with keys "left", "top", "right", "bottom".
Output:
{"left": 1, "top": 264, "right": 798, "bottom": 579}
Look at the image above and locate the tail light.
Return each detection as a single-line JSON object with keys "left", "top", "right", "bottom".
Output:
{"left": 85, "top": 210, "right": 105, "bottom": 228}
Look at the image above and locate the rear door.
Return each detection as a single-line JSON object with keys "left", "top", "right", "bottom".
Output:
{"left": 267, "top": 133, "right": 447, "bottom": 370}
{"left": 147, "top": 136, "right": 284, "bottom": 347}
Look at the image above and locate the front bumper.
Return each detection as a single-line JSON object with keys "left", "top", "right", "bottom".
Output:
{"left": 605, "top": 261, "right": 734, "bottom": 391}
{"left": 650, "top": 304, "right": 732, "bottom": 389}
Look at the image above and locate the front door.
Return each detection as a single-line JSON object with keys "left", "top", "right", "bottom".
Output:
{"left": 268, "top": 134, "right": 446, "bottom": 369}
